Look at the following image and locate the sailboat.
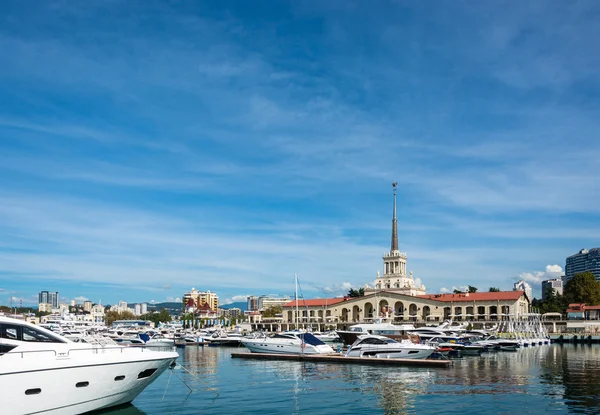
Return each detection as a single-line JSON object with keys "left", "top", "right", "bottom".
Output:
{"left": 241, "top": 274, "right": 335, "bottom": 355}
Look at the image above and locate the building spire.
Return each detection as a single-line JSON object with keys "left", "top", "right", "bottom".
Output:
{"left": 391, "top": 182, "right": 398, "bottom": 252}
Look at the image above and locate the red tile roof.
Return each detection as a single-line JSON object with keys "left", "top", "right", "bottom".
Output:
{"left": 583, "top": 305, "right": 600, "bottom": 310}
{"left": 417, "top": 291, "right": 525, "bottom": 303}
{"left": 283, "top": 298, "right": 347, "bottom": 307}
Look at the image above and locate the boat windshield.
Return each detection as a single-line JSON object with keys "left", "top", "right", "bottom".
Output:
{"left": 298, "top": 333, "right": 327, "bottom": 346}
{"left": 0, "top": 323, "right": 67, "bottom": 343}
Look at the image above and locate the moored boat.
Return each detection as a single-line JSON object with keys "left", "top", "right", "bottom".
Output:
{"left": 0, "top": 316, "right": 179, "bottom": 415}
{"left": 241, "top": 332, "right": 334, "bottom": 355}
{"left": 344, "top": 334, "right": 435, "bottom": 360}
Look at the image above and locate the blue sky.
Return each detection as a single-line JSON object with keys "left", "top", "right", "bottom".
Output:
{"left": 1, "top": 1, "right": 599, "bottom": 307}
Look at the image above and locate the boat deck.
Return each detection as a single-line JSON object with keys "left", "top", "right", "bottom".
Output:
{"left": 231, "top": 352, "right": 452, "bottom": 367}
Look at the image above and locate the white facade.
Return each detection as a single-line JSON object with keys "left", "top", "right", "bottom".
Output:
{"left": 541, "top": 279, "right": 563, "bottom": 300}
{"left": 514, "top": 280, "right": 533, "bottom": 301}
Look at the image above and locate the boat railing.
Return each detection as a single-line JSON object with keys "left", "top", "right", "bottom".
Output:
{"left": 4, "top": 344, "right": 167, "bottom": 361}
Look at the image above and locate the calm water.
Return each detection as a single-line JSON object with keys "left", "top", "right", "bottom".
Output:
{"left": 100, "top": 344, "right": 600, "bottom": 415}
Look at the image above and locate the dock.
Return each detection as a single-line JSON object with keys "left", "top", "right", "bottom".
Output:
{"left": 231, "top": 352, "right": 452, "bottom": 367}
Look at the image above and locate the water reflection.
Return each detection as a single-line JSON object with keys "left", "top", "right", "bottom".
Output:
{"left": 95, "top": 344, "right": 600, "bottom": 414}
{"left": 540, "top": 344, "right": 600, "bottom": 413}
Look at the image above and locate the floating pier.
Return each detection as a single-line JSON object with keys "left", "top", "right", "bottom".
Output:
{"left": 231, "top": 352, "right": 452, "bottom": 367}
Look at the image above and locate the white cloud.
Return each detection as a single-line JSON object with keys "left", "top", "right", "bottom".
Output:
{"left": 73, "top": 296, "right": 89, "bottom": 303}
{"left": 164, "top": 297, "right": 181, "bottom": 303}
{"left": 516, "top": 264, "right": 563, "bottom": 284}
{"left": 452, "top": 286, "right": 469, "bottom": 293}
{"left": 320, "top": 282, "right": 354, "bottom": 296}
{"left": 222, "top": 295, "right": 249, "bottom": 305}
{"left": 440, "top": 287, "right": 449, "bottom": 293}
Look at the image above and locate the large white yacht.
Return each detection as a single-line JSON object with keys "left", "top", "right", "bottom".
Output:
{"left": 241, "top": 332, "right": 335, "bottom": 355}
{"left": 336, "top": 321, "right": 416, "bottom": 345}
{"left": 0, "top": 316, "right": 179, "bottom": 415}
{"left": 345, "top": 334, "right": 435, "bottom": 359}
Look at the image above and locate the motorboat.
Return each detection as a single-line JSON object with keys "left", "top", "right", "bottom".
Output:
{"left": 312, "top": 331, "right": 342, "bottom": 343}
{"left": 241, "top": 332, "right": 335, "bottom": 355}
{"left": 336, "top": 322, "right": 416, "bottom": 345}
{"left": 206, "top": 330, "right": 244, "bottom": 346}
{"left": 0, "top": 316, "right": 179, "bottom": 415}
{"left": 406, "top": 327, "right": 465, "bottom": 343}
{"left": 139, "top": 333, "right": 176, "bottom": 348}
{"left": 345, "top": 334, "right": 435, "bottom": 359}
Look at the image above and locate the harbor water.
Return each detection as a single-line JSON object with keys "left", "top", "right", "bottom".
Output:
{"left": 100, "top": 344, "right": 600, "bottom": 414}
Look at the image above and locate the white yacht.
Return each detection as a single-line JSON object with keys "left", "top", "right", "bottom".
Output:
{"left": 0, "top": 316, "right": 179, "bottom": 415}
{"left": 242, "top": 332, "right": 335, "bottom": 355}
{"left": 336, "top": 322, "right": 415, "bottom": 345}
{"left": 345, "top": 334, "right": 435, "bottom": 360}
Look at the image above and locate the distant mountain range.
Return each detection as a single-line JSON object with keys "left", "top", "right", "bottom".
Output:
{"left": 147, "top": 302, "right": 182, "bottom": 311}
{"left": 220, "top": 302, "right": 247, "bottom": 311}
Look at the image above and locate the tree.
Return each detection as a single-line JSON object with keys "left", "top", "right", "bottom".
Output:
{"left": 468, "top": 285, "right": 478, "bottom": 293}
{"left": 140, "top": 309, "right": 172, "bottom": 326}
{"left": 262, "top": 305, "right": 282, "bottom": 318}
{"left": 347, "top": 288, "right": 365, "bottom": 297}
{"left": 489, "top": 287, "right": 500, "bottom": 292}
{"left": 104, "top": 310, "right": 136, "bottom": 326}
{"left": 564, "top": 272, "right": 600, "bottom": 305}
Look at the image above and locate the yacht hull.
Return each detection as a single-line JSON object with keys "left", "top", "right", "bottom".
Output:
{"left": 1, "top": 351, "right": 177, "bottom": 415}
{"left": 241, "top": 339, "right": 333, "bottom": 355}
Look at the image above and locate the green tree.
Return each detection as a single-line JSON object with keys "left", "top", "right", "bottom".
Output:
{"left": 348, "top": 288, "right": 365, "bottom": 297}
{"left": 262, "top": 305, "right": 282, "bottom": 318}
{"left": 489, "top": 287, "right": 500, "bottom": 292}
{"left": 141, "top": 309, "right": 172, "bottom": 326}
{"left": 468, "top": 285, "right": 478, "bottom": 293}
{"left": 564, "top": 272, "right": 600, "bottom": 305}
{"left": 105, "top": 310, "right": 136, "bottom": 326}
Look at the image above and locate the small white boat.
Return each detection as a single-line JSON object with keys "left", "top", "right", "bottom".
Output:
{"left": 345, "top": 334, "right": 435, "bottom": 359}
{"left": 242, "top": 332, "right": 334, "bottom": 355}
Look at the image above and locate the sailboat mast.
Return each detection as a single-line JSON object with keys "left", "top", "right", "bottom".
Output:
{"left": 295, "top": 273, "right": 299, "bottom": 330}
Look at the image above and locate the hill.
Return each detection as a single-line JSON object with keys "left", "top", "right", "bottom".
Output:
{"left": 220, "top": 302, "right": 247, "bottom": 311}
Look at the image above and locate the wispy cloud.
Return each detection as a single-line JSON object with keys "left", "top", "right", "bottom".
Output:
{"left": 0, "top": 1, "right": 599, "bottom": 304}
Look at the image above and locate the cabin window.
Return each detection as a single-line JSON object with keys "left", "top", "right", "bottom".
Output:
{"left": 22, "top": 326, "right": 65, "bottom": 343}
{"left": 75, "top": 382, "right": 89, "bottom": 388}
{"left": 25, "top": 388, "right": 42, "bottom": 395}
{"left": 114, "top": 376, "right": 126, "bottom": 381}
{"left": 408, "top": 351, "right": 419, "bottom": 354}
{"left": 0, "top": 343, "right": 17, "bottom": 354}
{"left": 0, "top": 324, "right": 66, "bottom": 343}
{"left": 137, "top": 368, "right": 158, "bottom": 379}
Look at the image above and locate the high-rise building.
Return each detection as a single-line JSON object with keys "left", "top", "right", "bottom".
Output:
{"left": 141, "top": 303, "right": 148, "bottom": 315}
{"left": 541, "top": 279, "right": 563, "bottom": 300}
{"left": 38, "top": 291, "right": 59, "bottom": 308}
{"left": 565, "top": 248, "right": 600, "bottom": 283}
{"left": 258, "top": 296, "right": 291, "bottom": 311}
{"left": 183, "top": 288, "right": 219, "bottom": 311}
{"left": 83, "top": 300, "right": 93, "bottom": 312}
{"left": 247, "top": 296, "right": 259, "bottom": 311}
{"left": 514, "top": 280, "right": 532, "bottom": 301}
{"left": 134, "top": 303, "right": 141, "bottom": 316}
